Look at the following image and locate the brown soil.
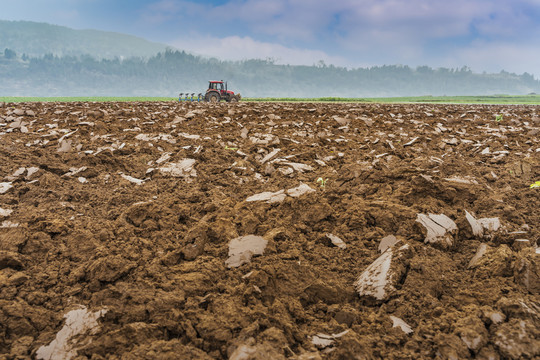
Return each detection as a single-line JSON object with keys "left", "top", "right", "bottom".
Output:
{"left": 0, "top": 101, "right": 539, "bottom": 359}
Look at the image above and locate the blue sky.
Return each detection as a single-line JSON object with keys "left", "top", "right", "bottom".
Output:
{"left": 2, "top": 0, "right": 540, "bottom": 77}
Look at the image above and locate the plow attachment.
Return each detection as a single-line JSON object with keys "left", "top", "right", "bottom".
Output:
{"left": 178, "top": 93, "right": 203, "bottom": 102}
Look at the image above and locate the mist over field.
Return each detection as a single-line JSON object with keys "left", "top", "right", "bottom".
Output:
{"left": 1, "top": 20, "right": 540, "bottom": 98}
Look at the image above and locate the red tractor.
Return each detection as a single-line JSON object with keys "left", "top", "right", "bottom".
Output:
{"left": 205, "top": 80, "right": 241, "bottom": 102}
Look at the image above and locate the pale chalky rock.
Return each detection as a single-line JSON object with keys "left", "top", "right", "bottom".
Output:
{"left": 26, "top": 167, "right": 40, "bottom": 179}
{"left": 0, "top": 208, "right": 13, "bottom": 218}
{"left": 226, "top": 235, "right": 268, "bottom": 268}
{"left": 311, "top": 330, "right": 349, "bottom": 349}
{"left": 416, "top": 213, "right": 457, "bottom": 248}
{"left": 0, "top": 182, "right": 13, "bottom": 194}
{"left": 36, "top": 306, "right": 108, "bottom": 360}
{"left": 326, "top": 233, "right": 347, "bottom": 249}
{"left": 354, "top": 244, "right": 412, "bottom": 301}
{"left": 120, "top": 174, "right": 145, "bottom": 185}
{"left": 465, "top": 210, "right": 501, "bottom": 239}
{"left": 286, "top": 183, "right": 315, "bottom": 197}
{"left": 57, "top": 139, "right": 72, "bottom": 153}
{"left": 378, "top": 235, "right": 400, "bottom": 253}
{"left": 246, "top": 190, "right": 286, "bottom": 203}
{"left": 6, "top": 167, "right": 26, "bottom": 181}
{"left": 260, "top": 148, "right": 280, "bottom": 164}
{"left": 478, "top": 217, "right": 500, "bottom": 233}
{"left": 389, "top": 315, "right": 413, "bottom": 334}
{"left": 159, "top": 159, "right": 196, "bottom": 178}
{"left": 465, "top": 210, "right": 484, "bottom": 238}
{"left": 245, "top": 183, "right": 315, "bottom": 203}
{"left": 0, "top": 221, "right": 19, "bottom": 228}
{"left": 468, "top": 244, "right": 488, "bottom": 268}
{"left": 282, "top": 162, "right": 313, "bottom": 173}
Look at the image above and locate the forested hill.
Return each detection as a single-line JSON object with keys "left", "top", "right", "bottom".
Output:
{"left": 1, "top": 49, "right": 538, "bottom": 97}
{"left": 0, "top": 20, "right": 170, "bottom": 59}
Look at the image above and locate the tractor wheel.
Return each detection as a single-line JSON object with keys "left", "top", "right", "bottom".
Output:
{"left": 209, "top": 93, "right": 220, "bottom": 103}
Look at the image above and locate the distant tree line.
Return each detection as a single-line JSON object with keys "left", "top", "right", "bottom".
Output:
{"left": 1, "top": 48, "right": 539, "bottom": 97}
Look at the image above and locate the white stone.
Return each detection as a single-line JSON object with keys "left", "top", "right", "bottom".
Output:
{"left": 378, "top": 235, "right": 400, "bottom": 253}
{"left": 135, "top": 133, "right": 152, "bottom": 141}
{"left": 63, "top": 167, "right": 87, "bottom": 177}
{"left": 246, "top": 183, "right": 314, "bottom": 203}
{"left": 178, "top": 132, "right": 200, "bottom": 139}
{"left": 468, "top": 244, "right": 488, "bottom": 268}
{"left": 26, "top": 167, "right": 39, "bottom": 179}
{"left": 1, "top": 220, "right": 19, "bottom": 228}
{"left": 326, "top": 233, "right": 347, "bottom": 249}
{"left": 478, "top": 217, "right": 500, "bottom": 232}
{"left": 0, "top": 208, "right": 13, "bottom": 217}
{"left": 282, "top": 162, "right": 313, "bottom": 172}
{"left": 8, "top": 167, "right": 26, "bottom": 181}
{"left": 226, "top": 235, "right": 268, "bottom": 268}
{"left": 355, "top": 249, "right": 393, "bottom": 300}
{"left": 155, "top": 152, "right": 171, "bottom": 164}
{"left": 465, "top": 211, "right": 501, "bottom": 238}
{"left": 355, "top": 244, "right": 411, "bottom": 301}
{"left": 57, "top": 139, "right": 72, "bottom": 153}
{"left": 416, "top": 213, "right": 457, "bottom": 247}
{"left": 260, "top": 148, "right": 280, "bottom": 164}
{"left": 120, "top": 174, "right": 145, "bottom": 185}
{"left": 311, "top": 330, "right": 349, "bottom": 349}
{"left": 286, "top": 183, "right": 315, "bottom": 197}
{"left": 444, "top": 176, "right": 479, "bottom": 185}
{"left": 465, "top": 210, "right": 484, "bottom": 237}
{"left": 389, "top": 315, "right": 413, "bottom": 334}
{"left": 246, "top": 190, "right": 286, "bottom": 203}
{"left": 0, "top": 182, "right": 13, "bottom": 194}
{"left": 36, "top": 306, "right": 107, "bottom": 360}
{"left": 403, "top": 137, "right": 419, "bottom": 146}
{"left": 278, "top": 167, "right": 294, "bottom": 176}
{"left": 311, "top": 335, "right": 335, "bottom": 349}
{"left": 159, "top": 159, "right": 196, "bottom": 178}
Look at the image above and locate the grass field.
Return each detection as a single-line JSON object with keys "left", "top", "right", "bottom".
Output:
{"left": 1, "top": 94, "right": 540, "bottom": 104}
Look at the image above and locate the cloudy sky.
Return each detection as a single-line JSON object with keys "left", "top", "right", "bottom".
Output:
{"left": 2, "top": 0, "right": 540, "bottom": 77}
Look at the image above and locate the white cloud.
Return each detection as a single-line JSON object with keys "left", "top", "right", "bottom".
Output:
{"left": 170, "top": 35, "right": 349, "bottom": 67}
{"left": 446, "top": 42, "right": 540, "bottom": 77}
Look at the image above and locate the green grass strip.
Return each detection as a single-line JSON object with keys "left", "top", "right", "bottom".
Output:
{"left": 1, "top": 94, "right": 540, "bottom": 104}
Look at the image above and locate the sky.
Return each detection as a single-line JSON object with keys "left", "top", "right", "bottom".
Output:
{"left": 2, "top": 0, "right": 540, "bottom": 77}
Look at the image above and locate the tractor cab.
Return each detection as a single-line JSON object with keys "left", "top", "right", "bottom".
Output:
{"left": 208, "top": 81, "right": 225, "bottom": 92}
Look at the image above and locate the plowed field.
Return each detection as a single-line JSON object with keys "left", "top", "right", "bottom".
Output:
{"left": 0, "top": 101, "right": 539, "bottom": 359}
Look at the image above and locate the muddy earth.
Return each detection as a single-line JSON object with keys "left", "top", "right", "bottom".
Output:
{"left": 0, "top": 101, "right": 539, "bottom": 359}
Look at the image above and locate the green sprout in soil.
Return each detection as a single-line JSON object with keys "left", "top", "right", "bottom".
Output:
{"left": 317, "top": 177, "right": 328, "bottom": 188}
{"left": 495, "top": 114, "right": 503, "bottom": 122}
{"left": 530, "top": 181, "right": 540, "bottom": 189}
{"left": 225, "top": 146, "right": 238, "bottom": 151}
